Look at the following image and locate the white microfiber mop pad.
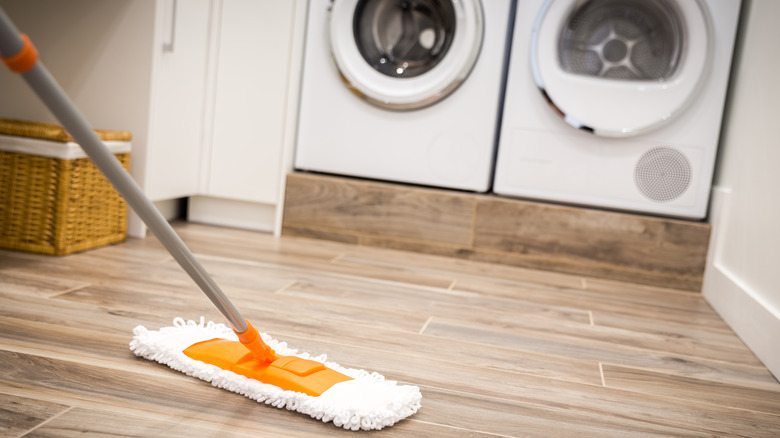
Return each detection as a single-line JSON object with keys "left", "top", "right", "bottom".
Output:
{"left": 129, "top": 317, "right": 422, "bottom": 431}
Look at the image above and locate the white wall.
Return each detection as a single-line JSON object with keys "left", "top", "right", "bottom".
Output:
{"left": 703, "top": 0, "right": 780, "bottom": 379}
{"left": 0, "top": 0, "right": 157, "bottom": 236}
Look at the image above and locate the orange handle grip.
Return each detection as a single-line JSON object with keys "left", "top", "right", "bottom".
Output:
{"left": 2, "top": 33, "right": 38, "bottom": 73}
{"left": 234, "top": 320, "right": 277, "bottom": 363}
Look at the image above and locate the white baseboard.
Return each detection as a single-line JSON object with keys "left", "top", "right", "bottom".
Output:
{"left": 127, "top": 210, "right": 146, "bottom": 238}
{"left": 702, "top": 188, "right": 780, "bottom": 380}
{"left": 188, "top": 196, "right": 276, "bottom": 233}
{"left": 704, "top": 262, "right": 780, "bottom": 380}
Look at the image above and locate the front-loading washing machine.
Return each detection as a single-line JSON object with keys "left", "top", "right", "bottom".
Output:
{"left": 295, "top": 0, "right": 513, "bottom": 192}
{"left": 493, "top": 0, "right": 741, "bottom": 218}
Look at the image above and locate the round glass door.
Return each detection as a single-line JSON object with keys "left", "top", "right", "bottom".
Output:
{"left": 353, "top": 0, "right": 456, "bottom": 78}
{"left": 558, "top": 0, "right": 685, "bottom": 81}
{"left": 330, "top": 0, "right": 484, "bottom": 110}
{"left": 532, "top": 0, "right": 712, "bottom": 136}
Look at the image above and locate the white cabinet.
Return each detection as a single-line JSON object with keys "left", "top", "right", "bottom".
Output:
{"left": 189, "top": 0, "right": 305, "bottom": 233}
{"left": 145, "top": 0, "right": 212, "bottom": 202}
{"left": 208, "top": 0, "right": 294, "bottom": 204}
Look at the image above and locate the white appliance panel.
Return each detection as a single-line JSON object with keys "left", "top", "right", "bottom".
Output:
{"left": 296, "top": 0, "right": 512, "bottom": 192}
{"left": 494, "top": 0, "right": 741, "bottom": 219}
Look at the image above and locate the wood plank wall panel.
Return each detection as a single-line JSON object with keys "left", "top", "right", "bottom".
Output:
{"left": 282, "top": 173, "right": 710, "bottom": 291}
{"left": 472, "top": 197, "right": 710, "bottom": 291}
{"left": 283, "top": 172, "right": 475, "bottom": 245}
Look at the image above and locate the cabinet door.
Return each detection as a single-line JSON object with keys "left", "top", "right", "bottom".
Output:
{"left": 206, "top": 0, "right": 296, "bottom": 204}
{"left": 145, "top": 0, "right": 212, "bottom": 201}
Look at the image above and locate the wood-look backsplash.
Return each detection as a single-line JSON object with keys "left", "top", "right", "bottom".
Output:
{"left": 282, "top": 172, "right": 710, "bottom": 291}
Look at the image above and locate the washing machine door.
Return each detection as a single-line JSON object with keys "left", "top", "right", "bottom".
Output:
{"left": 329, "top": 0, "right": 484, "bottom": 110}
{"left": 532, "top": 0, "right": 712, "bottom": 136}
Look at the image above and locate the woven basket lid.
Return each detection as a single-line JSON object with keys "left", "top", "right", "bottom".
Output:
{"left": 0, "top": 118, "right": 132, "bottom": 142}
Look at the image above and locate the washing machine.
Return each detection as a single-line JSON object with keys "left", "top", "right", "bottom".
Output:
{"left": 493, "top": 0, "right": 741, "bottom": 219}
{"left": 294, "top": 0, "right": 513, "bottom": 192}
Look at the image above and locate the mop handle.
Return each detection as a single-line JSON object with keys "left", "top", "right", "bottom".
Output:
{"left": 0, "top": 8, "right": 249, "bottom": 335}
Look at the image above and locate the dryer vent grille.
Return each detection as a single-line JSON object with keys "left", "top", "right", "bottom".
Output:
{"left": 634, "top": 147, "right": 692, "bottom": 202}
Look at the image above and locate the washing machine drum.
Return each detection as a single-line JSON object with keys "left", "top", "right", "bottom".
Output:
{"left": 532, "top": 0, "right": 712, "bottom": 136}
{"left": 329, "top": 0, "right": 484, "bottom": 110}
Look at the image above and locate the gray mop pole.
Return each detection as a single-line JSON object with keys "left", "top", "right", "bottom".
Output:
{"left": 0, "top": 7, "right": 249, "bottom": 334}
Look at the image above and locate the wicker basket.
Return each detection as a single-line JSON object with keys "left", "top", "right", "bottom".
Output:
{"left": 0, "top": 118, "right": 132, "bottom": 255}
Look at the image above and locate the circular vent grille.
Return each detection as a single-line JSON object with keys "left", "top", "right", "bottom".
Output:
{"left": 634, "top": 147, "right": 692, "bottom": 202}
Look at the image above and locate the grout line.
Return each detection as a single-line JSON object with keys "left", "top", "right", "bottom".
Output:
{"left": 49, "top": 283, "right": 90, "bottom": 299}
{"left": 588, "top": 363, "right": 780, "bottom": 418}
{"left": 589, "top": 311, "right": 595, "bottom": 326}
{"left": 468, "top": 199, "right": 479, "bottom": 247}
{"left": 274, "top": 280, "right": 298, "bottom": 295}
{"left": 284, "top": 221, "right": 699, "bottom": 291}
{"left": 284, "top": 221, "right": 476, "bottom": 253}
{"left": 599, "top": 362, "right": 606, "bottom": 387}
{"left": 448, "top": 279, "right": 457, "bottom": 291}
{"left": 409, "top": 418, "right": 515, "bottom": 438}
{"left": 418, "top": 316, "right": 433, "bottom": 334}
{"left": 161, "top": 255, "right": 175, "bottom": 263}
{"left": 194, "top": 253, "right": 284, "bottom": 268}
{"left": 19, "top": 405, "right": 73, "bottom": 437}
{"left": 155, "top": 255, "right": 175, "bottom": 264}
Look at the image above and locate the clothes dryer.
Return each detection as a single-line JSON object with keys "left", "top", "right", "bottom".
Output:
{"left": 494, "top": 0, "right": 741, "bottom": 218}
{"left": 295, "top": 0, "right": 512, "bottom": 192}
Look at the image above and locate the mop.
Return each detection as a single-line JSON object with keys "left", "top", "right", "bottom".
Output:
{"left": 0, "top": 8, "right": 421, "bottom": 431}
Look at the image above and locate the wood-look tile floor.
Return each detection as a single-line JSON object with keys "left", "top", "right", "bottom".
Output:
{"left": 1, "top": 222, "right": 778, "bottom": 437}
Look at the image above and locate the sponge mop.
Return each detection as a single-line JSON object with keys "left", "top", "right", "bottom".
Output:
{"left": 0, "top": 9, "right": 421, "bottom": 431}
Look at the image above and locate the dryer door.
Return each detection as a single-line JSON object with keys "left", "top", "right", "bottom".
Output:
{"left": 329, "top": 0, "right": 484, "bottom": 110}
{"left": 532, "top": 0, "right": 712, "bottom": 136}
